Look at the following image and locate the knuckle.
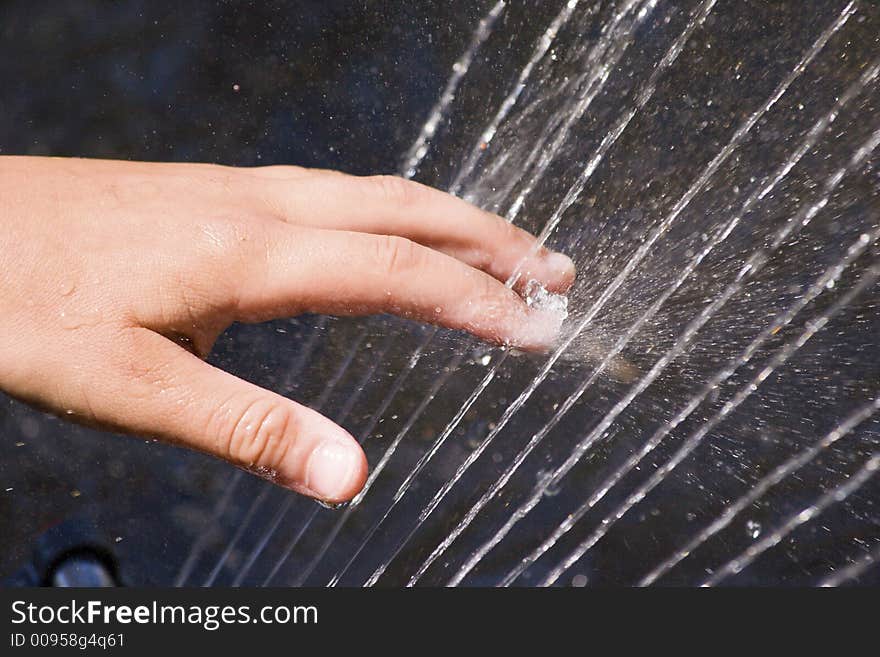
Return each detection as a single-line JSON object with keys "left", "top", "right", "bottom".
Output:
{"left": 501, "top": 217, "right": 522, "bottom": 243}
{"left": 199, "top": 215, "right": 255, "bottom": 261}
{"left": 474, "top": 271, "right": 509, "bottom": 306}
{"left": 374, "top": 234, "right": 424, "bottom": 277}
{"left": 369, "top": 174, "right": 421, "bottom": 208}
{"left": 490, "top": 213, "right": 525, "bottom": 247}
{"left": 115, "top": 347, "right": 169, "bottom": 390}
{"left": 466, "top": 246, "right": 493, "bottom": 272}
{"left": 213, "top": 396, "right": 294, "bottom": 471}
{"left": 191, "top": 215, "right": 266, "bottom": 310}
{"left": 110, "top": 329, "right": 173, "bottom": 389}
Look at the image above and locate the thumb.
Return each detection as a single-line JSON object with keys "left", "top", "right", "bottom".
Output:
{"left": 101, "top": 327, "right": 368, "bottom": 504}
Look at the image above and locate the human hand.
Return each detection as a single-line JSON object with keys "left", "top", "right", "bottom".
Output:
{"left": 0, "top": 157, "right": 574, "bottom": 503}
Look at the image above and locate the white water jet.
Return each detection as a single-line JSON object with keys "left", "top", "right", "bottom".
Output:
{"left": 701, "top": 452, "right": 880, "bottom": 587}
{"left": 452, "top": 61, "right": 879, "bottom": 588}
{"left": 188, "top": 0, "right": 879, "bottom": 589}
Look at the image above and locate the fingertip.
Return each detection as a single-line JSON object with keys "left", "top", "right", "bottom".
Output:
{"left": 300, "top": 434, "right": 368, "bottom": 505}
{"left": 261, "top": 403, "right": 368, "bottom": 504}
{"left": 544, "top": 252, "right": 577, "bottom": 290}
{"left": 462, "top": 291, "right": 566, "bottom": 353}
{"left": 341, "top": 442, "right": 369, "bottom": 502}
{"left": 509, "top": 306, "right": 567, "bottom": 352}
{"left": 528, "top": 251, "right": 575, "bottom": 295}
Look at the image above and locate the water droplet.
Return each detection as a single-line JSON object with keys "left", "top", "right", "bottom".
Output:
{"left": 746, "top": 519, "right": 761, "bottom": 539}
{"left": 536, "top": 469, "right": 560, "bottom": 497}
{"left": 244, "top": 465, "right": 278, "bottom": 483}
{"left": 571, "top": 574, "right": 588, "bottom": 587}
{"left": 59, "top": 307, "right": 102, "bottom": 330}
{"left": 524, "top": 279, "right": 569, "bottom": 319}
{"left": 316, "top": 499, "right": 349, "bottom": 510}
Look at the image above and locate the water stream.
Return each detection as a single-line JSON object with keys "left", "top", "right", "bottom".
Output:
{"left": 178, "top": 0, "right": 880, "bottom": 587}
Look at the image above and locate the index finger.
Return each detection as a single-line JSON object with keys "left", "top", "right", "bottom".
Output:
{"left": 255, "top": 170, "right": 576, "bottom": 293}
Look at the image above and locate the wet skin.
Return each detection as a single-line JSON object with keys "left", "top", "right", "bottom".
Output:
{"left": 0, "top": 157, "right": 575, "bottom": 504}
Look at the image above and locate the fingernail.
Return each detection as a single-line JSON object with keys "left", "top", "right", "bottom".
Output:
{"left": 305, "top": 439, "right": 360, "bottom": 501}
{"left": 544, "top": 252, "right": 576, "bottom": 279}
